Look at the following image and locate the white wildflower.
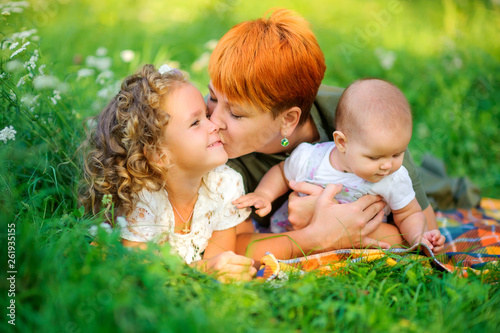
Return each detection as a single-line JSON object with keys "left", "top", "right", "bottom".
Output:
{"left": 24, "top": 49, "right": 39, "bottom": 70}
{"left": 99, "top": 222, "right": 112, "bottom": 234}
{"left": 16, "top": 75, "right": 26, "bottom": 87}
{"left": 5, "top": 59, "right": 23, "bottom": 72}
{"left": 0, "top": 126, "right": 17, "bottom": 143}
{"left": 96, "top": 47, "right": 108, "bottom": 56}
{"left": 374, "top": 47, "right": 396, "bottom": 70}
{"left": 89, "top": 225, "right": 98, "bottom": 237}
{"left": 191, "top": 52, "right": 210, "bottom": 72}
{"left": 9, "top": 42, "right": 19, "bottom": 50}
{"left": 38, "top": 64, "right": 46, "bottom": 75}
{"left": 452, "top": 56, "right": 463, "bottom": 69}
{"left": 77, "top": 68, "right": 95, "bottom": 79}
{"left": 120, "top": 49, "right": 135, "bottom": 63}
{"left": 204, "top": 39, "right": 219, "bottom": 50}
{"left": 2, "top": 11, "right": 11, "bottom": 16}
{"left": 86, "top": 55, "right": 112, "bottom": 71}
{"left": 33, "top": 75, "right": 59, "bottom": 90}
{"left": 116, "top": 216, "right": 128, "bottom": 228}
{"left": 11, "top": 29, "right": 37, "bottom": 40}
{"left": 95, "top": 70, "right": 113, "bottom": 85}
{"left": 10, "top": 41, "right": 30, "bottom": 58}
{"left": 158, "top": 64, "right": 174, "bottom": 74}
{"left": 51, "top": 90, "right": 61, "bottom": 105}
{"left": 20, "top": 94, "right": 38, "bottom": 107}
{"left": 0, "top": 73, "right": 6, "bottom": 79}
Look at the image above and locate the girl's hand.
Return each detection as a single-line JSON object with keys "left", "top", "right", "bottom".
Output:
{"left": 233, "top": 192, "right": 272, "bottom": 217}
{"left": 287, "top": 180, "right": 324, "bottom": 230}
{"left": 195, "top": 251, "right": 257, "bottom": 283}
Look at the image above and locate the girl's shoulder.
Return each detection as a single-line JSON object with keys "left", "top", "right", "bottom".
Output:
{"left": 134, "top": 186, "right": 168, "bottom": 212}
{"left": 203, "top": 165, "right": 245, "bottom": 198}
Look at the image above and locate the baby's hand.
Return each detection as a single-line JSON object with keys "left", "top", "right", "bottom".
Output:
{"left": 232, "top": 192, "right": 272, "bottom": 217}
{"left": 422, "top": 229, "right": 445, "bottom": 253}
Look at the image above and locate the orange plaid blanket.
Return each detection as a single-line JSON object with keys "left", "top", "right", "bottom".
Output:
{"left": 256, "top": 198, "right": 500, "bottom": 281}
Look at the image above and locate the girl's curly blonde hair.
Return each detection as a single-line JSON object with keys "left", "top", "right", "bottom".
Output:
{"left": 81, "top": 64, "right": 188, "bottom": 216}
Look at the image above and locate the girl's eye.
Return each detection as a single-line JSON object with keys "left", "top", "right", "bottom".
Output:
{"left": 368, "top": 156, "right": 379, "bottom": 161}
{"left": 190, "top": 120, "right": 200, "bottom": 127}
{"left": 209, "top": 96, "right": 217, "bottom": 103}
{"left": 393, "top": 153, "right": 402, "bottom": 158}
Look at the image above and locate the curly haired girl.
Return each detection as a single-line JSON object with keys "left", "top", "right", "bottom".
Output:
{"left": 82, "top": 64, "right": 256, "bottom": 282}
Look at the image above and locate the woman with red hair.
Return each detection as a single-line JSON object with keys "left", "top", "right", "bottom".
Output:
{"left": 207, "top": 8, "right": 437, "bottom": 260}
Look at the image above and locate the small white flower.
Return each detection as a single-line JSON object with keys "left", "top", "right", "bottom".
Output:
{"left": 96, "top": 47, "right": 108, "bottom": 57}
{"left": 95, "top": 70, "right": 113, "bottom": 84}
{"left": 99, "top": 222, "right": 112, "bottom": 234}
{"left": 374, "top": 47, "right": 396, "bottom": 70}
{"left": 5, "top": 60, "right": 23, "bottom": 72}
{"left": 86, "top": 55, "right": 112, "bottom": 71}
{"left": 16, "top": 76, "right": 25, "bottom": 87}
{"left": 158, "top": 64, "right": 174, "bottom": 74}
{"left": 204, "top": 39, "right": 219, "bottom": 50}
{"left": 89, "top": 225, "right": 98, "bottom": 237}
{"left": 10, "top": 41, "right": 30, "bottom": 59}
{"left": 191, "top": 52, "right": 210, "bottom": 72}
{"left": 12, "top": 29, "right": 37, "bottom": 40}
{"left": 33, "top": 75, "right": 59, "bottom": 90}
{"left": 0, "top": 125, "right": 17, "bottom": 144}
{"left": 2, "top": 11, "right": 11, "bottom": 16}
{"left": 116, "top": 216, "right": 128, "bottom": 228}
{"left": 9, "top": 42, "right": 19, "bottom": 50}
{"left": 20, "top": 94, "right": 38, "bottom": 107}
{"left": 77, "top": 68, "right": 95, "bottom": 79}
{"left": 120, "top": 50, "right": 135, "bottom": 63}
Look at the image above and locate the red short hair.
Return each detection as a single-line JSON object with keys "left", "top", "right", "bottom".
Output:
{"left": 208, "top": 8, "right": 326, "bottom": 124}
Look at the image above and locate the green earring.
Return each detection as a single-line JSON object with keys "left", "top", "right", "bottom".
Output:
{"left": 281, "top": 133, "right": 289, "bottom": 147}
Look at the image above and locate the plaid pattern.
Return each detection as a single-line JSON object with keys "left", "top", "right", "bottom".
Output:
{"left": 256, "top": 198, "right": 500, "bottom": 281}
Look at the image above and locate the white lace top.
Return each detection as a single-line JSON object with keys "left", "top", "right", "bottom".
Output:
{"left": 120, "top": 165, "right": 251, "bottom": 264}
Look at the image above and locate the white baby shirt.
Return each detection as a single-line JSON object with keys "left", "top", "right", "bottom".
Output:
{"left": 283, "top": 142, "right": 416, "bottom": 213}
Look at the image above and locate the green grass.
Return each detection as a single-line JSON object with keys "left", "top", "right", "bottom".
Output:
{"left": 1, "top": 0, "right": 500, "bottom": 332}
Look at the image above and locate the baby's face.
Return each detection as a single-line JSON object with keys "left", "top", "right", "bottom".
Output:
{"left": 344, "top": 129, "right": 411, "bottom": 183}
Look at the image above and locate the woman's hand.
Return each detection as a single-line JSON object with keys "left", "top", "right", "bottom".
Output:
{"left": 194, "top": 251, "right": 257, "bottom": 283}
{"left": 287, "top": 180, "right": 325, "bottom": 230}
{"left": 307, "top": 183, "right": 391, "bottom": 251}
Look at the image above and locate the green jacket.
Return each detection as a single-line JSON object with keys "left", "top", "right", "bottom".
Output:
{"left": 227, "top": 85, "right": 430, "bottom": 226}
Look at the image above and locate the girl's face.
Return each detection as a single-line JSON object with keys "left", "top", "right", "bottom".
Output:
{"left": 207, "top": 81, "right": 283, "bottom": 158}
{"left": 343, "top": 129, "right": 410, "bottom": 183}
{"left": 163, "top": 83, "right": 228, "bottom": 174}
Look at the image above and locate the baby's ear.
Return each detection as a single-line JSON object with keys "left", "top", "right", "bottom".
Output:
{"left": 333, "top": 131, "right": 348, "bottom": 152}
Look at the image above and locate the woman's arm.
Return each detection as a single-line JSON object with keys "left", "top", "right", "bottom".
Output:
{"left": 236, "top": 184, "right": 391, "bottom": 262}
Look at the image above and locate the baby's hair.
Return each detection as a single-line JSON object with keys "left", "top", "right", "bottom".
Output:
{"left": 335, "top": 78, "right": 412, "bottom": 139}
{"left": 81, "top": 64, "right": 188, "bottom": 216}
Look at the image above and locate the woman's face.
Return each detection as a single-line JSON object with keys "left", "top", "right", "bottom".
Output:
{"left": 207, "top": 81, "right": 283, "bottom": 158}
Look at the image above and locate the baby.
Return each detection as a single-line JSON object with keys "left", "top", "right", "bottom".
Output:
{"left": 234, "top": 78, "right": 445, "bottom": 252}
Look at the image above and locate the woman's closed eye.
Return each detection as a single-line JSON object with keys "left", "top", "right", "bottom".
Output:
{"left": 230, "top": 112, "right": 242, "bottom": 120}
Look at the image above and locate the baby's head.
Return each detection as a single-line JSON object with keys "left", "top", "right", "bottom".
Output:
{"left": 333, "top": 79, "right": 413, "bottom": 183}
{"left": 82, "top": 64, "right": 189, "bottom": 214}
